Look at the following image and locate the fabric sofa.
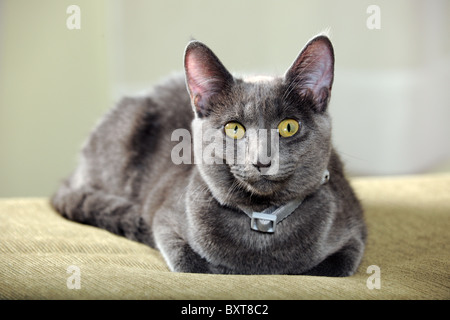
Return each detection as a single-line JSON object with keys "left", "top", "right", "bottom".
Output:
{"left": 0, "top": 174, "right": 449, "bottom": 299}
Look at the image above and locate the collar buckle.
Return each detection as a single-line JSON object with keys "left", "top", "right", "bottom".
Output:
{"left": 242, "top": 169, "right": 330, "bottom": 234}
{"left": 251, "top": 212, "right": 277, "bottom": 233}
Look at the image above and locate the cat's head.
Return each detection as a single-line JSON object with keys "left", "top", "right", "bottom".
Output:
{"left": 184, "top": 35, "right": 334, "bottom": 206}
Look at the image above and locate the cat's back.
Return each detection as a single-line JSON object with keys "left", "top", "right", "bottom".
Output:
{"left": 104, "top": 74, "right": 192, "bottom": 137}
{"left": 78, "top": 74, "right": 193, "bottom": 198}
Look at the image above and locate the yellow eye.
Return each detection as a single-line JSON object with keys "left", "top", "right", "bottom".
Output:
{"left": 278, "top": 119, "right": 300, "bottom": 137}
{"left": 224, "top": 122, "right": 245, "bottom": 139}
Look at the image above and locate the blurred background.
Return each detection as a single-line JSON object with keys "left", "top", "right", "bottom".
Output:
{"left": 1, "top": 0, "right": 449, "bottom": 197}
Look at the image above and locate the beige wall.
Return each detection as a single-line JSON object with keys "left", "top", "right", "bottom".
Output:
{"left": 0, "top": 0, "right": 111, "bottom": 197}
{"left": 1, "top": 0, "right": 449, "bottom": 197}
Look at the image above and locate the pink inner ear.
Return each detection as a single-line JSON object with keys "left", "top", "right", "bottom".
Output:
{"left": 184, "top": 42, "right": 234, "bottom": 117}
{"left": 307, "top": 50, "right": 334, "bottom": 95}
{"left": 185, "top": 51, "right": 207, "bottom": 97}
{"left": 185, "top": 49, "right": 223, "bottom": 103}
{"left": 287, "top": 36, "right": 334, "bottom": 99}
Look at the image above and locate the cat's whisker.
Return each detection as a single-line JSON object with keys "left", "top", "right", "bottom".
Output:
{"left": 223, "top": 180, "right": 241, "bottom": 204}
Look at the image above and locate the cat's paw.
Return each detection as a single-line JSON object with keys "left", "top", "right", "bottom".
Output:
{"left": 302, "top": 241, "right": 364, "bottom": 277}
{"left": 170, "top": 245, "right": 212, "bottom": 274}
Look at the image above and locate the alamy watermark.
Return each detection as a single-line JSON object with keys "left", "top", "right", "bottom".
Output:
{"left": 171, "top": 127, "right": 280, "bottom": 175}
{"left": 366, "top": 265, "right": 381, "bottom": 290}
{"left": 66, "top": 265, "right": 81, "bottom": 289}
{"left": 366, "top": 5, "right": 381, "bottom": 30}
{"left": 66, "top": 5, "right": 81, "bottom": 30}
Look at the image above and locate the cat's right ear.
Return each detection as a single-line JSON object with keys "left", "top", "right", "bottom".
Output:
{"left": 184, "top": 41, "right": 234, "bottom": 118}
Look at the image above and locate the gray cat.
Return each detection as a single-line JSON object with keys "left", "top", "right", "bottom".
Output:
{"left": 51, "top": 35, "right": 367, "bottom": 276}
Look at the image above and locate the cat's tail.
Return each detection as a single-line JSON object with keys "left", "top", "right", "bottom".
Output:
{"left": 50, "top": 179, "right": 154, "bottom": 247}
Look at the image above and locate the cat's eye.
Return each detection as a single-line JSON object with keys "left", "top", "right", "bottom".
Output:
{"left": 224, "top": 122, "right": 246, "bottom": 140}
{"left": 278, "top": 119, "right": 300, "bottom": 138}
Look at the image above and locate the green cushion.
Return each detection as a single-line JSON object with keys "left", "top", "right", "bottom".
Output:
{"left": 1, "top": 174, "right": 449, "bottom": 299}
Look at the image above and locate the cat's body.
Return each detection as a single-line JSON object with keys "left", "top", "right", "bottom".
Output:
{"left": 52, "top": 36, "right": 366, "bottom": 276}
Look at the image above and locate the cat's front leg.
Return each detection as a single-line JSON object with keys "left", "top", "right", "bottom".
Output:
{"left": 302, "top": 238, "right": 365, "bottom": 277}
{"left": 171, "top": 242, "right": 211, "bottom": 274}
{"left": 153, "top": 219, "right": 211, "bottom": 273}
{"left": 160, "top": 239, "right": 212, "bottom": 274}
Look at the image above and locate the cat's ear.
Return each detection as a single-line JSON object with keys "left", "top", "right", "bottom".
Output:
{"left": 285, "top": 35, "right": 334, "bottom": 113}
{"left": 184, "top": 41, "right": 234, "bottom": 117}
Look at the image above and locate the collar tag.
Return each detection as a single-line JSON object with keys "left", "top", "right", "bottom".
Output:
{"left": 251, "top": 212, "right": 277, "bottom": 233}
{"left": 242, "top": 169, "right": 330, "bottom": 234}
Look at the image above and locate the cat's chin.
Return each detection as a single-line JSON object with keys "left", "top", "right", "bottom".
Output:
{"left": 237, "top": 175, "right": 285, "bottom": 197}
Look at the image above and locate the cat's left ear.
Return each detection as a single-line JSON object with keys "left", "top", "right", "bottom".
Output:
{"left": 184, "top": 41, "right": 234, "bottom": 118}
{"left": 285, "top": 35, "right": 334, "bottom": 113}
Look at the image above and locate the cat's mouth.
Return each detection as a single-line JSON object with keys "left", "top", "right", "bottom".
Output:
{"left": 230, "top": 165, "right": 294, "bottom": 196}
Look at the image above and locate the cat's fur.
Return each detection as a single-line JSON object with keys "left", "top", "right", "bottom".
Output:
{"left": 51, "top": 35, "right": 366, "bottom": 276}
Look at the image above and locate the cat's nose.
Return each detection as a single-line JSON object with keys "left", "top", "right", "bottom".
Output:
{"left": 253, "top": 160, "right": 271, "bottom": 171}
